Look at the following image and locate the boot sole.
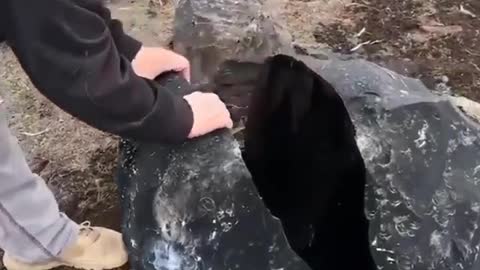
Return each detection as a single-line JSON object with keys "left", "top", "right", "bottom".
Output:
{"left": 4, "top": 257, "right": 126, "bottom": 270}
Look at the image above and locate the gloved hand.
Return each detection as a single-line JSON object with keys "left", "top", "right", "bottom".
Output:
{"left": 132, "top": 46, "right": 191, "bottom": 82}
{"left": 183, "top": 92, "right": 233, "bottom": 138}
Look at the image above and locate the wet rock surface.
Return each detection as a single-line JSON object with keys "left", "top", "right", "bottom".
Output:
{"left": 0, "top": 0, "right": 478, "bottom": 270}
{"left": 117, "top": 72, "right": 312, "bottom": 270}
{"left": 315, "top": 58, "right": 480, "bottom": 270}
{"left": 116, "top": 0, "right": 480, "bottom": 269}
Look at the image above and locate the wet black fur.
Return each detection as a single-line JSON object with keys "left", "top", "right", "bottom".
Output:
{"left": 217, "top": 54, "right": 376, "bottom": 269}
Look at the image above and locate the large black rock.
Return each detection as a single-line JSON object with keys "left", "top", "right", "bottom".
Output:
{"left": 116, "top": 53, "right": 378, "bottom": 270}
{"left": 170, "top": 0, "right": 480, "bottom": 269}
{"left": 115, "top": 72, "right": 313, "bottom": 270}
{"left": 115, "top": 0, "right": 480, "bottom": 269}
{"left": 319, "top": 59, "right": 480, "bottom": 270}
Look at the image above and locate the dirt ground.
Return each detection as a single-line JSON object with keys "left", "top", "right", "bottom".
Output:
{"left": 289, "top": 0, "right": 480, "bottom": 98}
{"left": 0, "top": 0, "right": 478, "bottom": 269}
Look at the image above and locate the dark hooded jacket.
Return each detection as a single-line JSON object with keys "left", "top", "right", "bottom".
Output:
{"left": 0, "top": 0, "right": 193, "bottom": 143}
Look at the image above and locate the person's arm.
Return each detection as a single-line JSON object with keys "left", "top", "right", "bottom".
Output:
{"left": 4, "top": 0, "right": 193, "bottom": 143}
{"left": 83, "top": 2, "right": 192, "bottom": 82}
{"left": 79, "top": 0, "right": 142, "bottom": 62}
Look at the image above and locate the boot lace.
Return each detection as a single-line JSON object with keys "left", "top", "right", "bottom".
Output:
{"left": 79, "top": 221, "right": 100, "bottom": 241}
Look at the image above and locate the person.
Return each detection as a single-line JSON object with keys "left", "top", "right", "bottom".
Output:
{"left": 0, "top": 0, "right": 233, "bottom": 269}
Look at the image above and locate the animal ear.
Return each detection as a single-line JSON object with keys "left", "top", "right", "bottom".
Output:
{"left": 245, "top": 54, "right": 318, "bottom": 133}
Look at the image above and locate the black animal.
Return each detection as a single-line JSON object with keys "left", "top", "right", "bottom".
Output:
{"left": 215, "top": 54, "right": 376, "bottom": 269}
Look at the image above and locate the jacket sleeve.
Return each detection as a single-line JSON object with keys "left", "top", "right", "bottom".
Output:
{"left": 4, "top": 0, "right": 194, "bottom": 143}
{"left": 81, "top": 0, "right": 143, "bottom": 61}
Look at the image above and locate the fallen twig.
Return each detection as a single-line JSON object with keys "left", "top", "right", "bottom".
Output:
{"left": 21, "top": 128, "right": 50, "bottom": 137}
{"left": 350, "top": 39, "right": 382, "bottom": 52}
{"left": 370, "top": 40, "right": 383, "bottom": 45}
{"left": 465, "top": 49, "right": 480, "bottom": 57}
{"left": 350, "top": 41, "right": 371, "bottom": 52}
{"left": 355, "top": 27, "right": 366, "bottom": 38}
{"left": 231, "top": 126, "right": 245, "bottom": 135}
{"left": 459, "top": 5, "right": 477, "bottom": 18}
{"left": 471, "top": 62, "right": 480, "bottom": 72}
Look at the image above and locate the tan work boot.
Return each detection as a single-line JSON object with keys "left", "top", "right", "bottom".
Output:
{"left": 3, "top": 221, "right": 128, "bottom": 270}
